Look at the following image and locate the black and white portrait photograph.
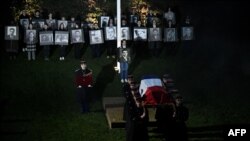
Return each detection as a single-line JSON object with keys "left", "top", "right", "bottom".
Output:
{"left": 55, "top": 31, "right": 69, "bottom": 45}
{"left": 133, "top": 28, "right": 147, "bottom": 41}
{"left": 39, "top": 31, "right": 54, "bottom": 45}
{"left": 148, "top": 28, "right": 162, "bottom": 41}
{"left": 20, "top": 19, "right": 29, "bottom": 27}
{"left": 89, "top": 30, "right": 104, "bottom": 45}
{"left": 100, "top": 16, "right": 110, "bottom": 28}
{"left": 25, "top": 30, "right": 37, "bottom": 43}
{"left": 181, "top": 27, "right": 194, "bottom": 41}
{"left": 164, "top": 28, "right": 178, "bottom": 42}
{"left": 32, "top": 20, "right": 45, "bottom": 29}
{"left": 121, "top": 27, "right": 130, "bottom": 40}
{"left": 57, "top": 20, "right": 68, "bottom": 29}
{"left": 5, "top": 26, "right": 19, "bottom": 40}
{"left": 105, "top": 26, "right": 117, "bottom": 40}
{"left": 118, "top": 48, "right": 131, "bottom": 62}
{"left": 71, "top": 29, "right": 84, "bottom": 44}
{"left": 46, "top": 19, "right": 57, "bottom": 29}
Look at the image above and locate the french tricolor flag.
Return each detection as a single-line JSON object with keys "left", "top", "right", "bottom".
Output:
{"left": 139, "top": 75, "right": 174, "bottom": 105}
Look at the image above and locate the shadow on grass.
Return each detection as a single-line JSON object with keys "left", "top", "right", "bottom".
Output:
{"left": 93, "top": 60, "right": 116, "bottom": 101}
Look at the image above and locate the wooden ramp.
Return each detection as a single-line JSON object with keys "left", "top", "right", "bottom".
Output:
{"left": 103, "top": 97, "right": 157, "bottom": 129}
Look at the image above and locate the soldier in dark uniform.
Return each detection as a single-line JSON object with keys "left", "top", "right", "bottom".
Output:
{"left": 123, "top": 75, "right": 135, "bottom": 121}
{"left": 126, "top": 87, "right": 149, "bottom": 141}
{"left": 75, "top": 60, "right": 93, "bottom": 113}
{"left": 174, "top": 95, "right": 189, "bottom": 141}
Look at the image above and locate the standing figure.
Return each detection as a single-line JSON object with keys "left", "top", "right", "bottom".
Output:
{"left": 106, "top": 18, "right": 116, "bottom": 59}
{"left": 75, "top": 60, "right": 93, "bottom": 113}
{"left": 26, "top": 24, "right": 37, "bottom": 61}
{"left": 119, "top": 40, "right": 131, "bottom": 83}
{"left": 58, "top": 18, "right": 68, "bottom": 61}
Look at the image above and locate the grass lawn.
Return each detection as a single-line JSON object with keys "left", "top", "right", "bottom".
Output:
{"left": 0, "top": 39, "right": 250, "bottom": 141}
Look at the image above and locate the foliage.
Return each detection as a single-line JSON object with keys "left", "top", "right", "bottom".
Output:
{"left": 11, "top": 0, "right": 41, "bottom": 22}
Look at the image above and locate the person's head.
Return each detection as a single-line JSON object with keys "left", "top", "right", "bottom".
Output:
{"left": 121, "top": 19, "right": 127, "bottom": 26}
{"left": 35, "top": 10, "right": 40, "bottom": 17}
{"left": 71, "top": 17, "right": 75, "bottom": 21}
{"left": 28, "top": 23, "right": 33, "bottom": 29}
{"left": 21, "top": 10, "right": 27, "bottom": 16}
{"left": 185, "top": 16, "right": 191, "bottom": 24}
{"left": 149, "top": 10, "right": 153, "bottom": 15}
{"left": 108, "top": 18, "right": 113, "bottom": 26}
{"left": 152, "top": 20, "right": 157, "bottom": 27}
{"left": 121, "top": 39, "right": 126, "bottom": 47}
{"left": 80, "top": 60, "right": 87, "bottom": 70}
{"left": 162, "top": 74, "right": 170, "bottom": 83}
{"left": 168, "top": 7, "right": 171, "bottom": 12}
{"left": 175, "top": 95, "right": 183, "bottom": 107}
{"left": 122, "top": 50, "right": 128, "bottom": 57}
{"left": 43, "top": 24, "right": 48, "bottom": 30}
{"left": 61, "top": 17, "right": 65, "bottom": 20}
{"left": 48, "top": 13, "right": 53, "bottom": 19}
{"left": 9, "top": 28, "right": 15, "bottom": 35}
{"left": 127, "top": 75, "right": 134, "bottom": 84}
{"left": 137, "top": 20, "right": 141, "bottom": 27}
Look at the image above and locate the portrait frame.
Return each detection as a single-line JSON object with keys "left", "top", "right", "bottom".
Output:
{"left": 70, "top": 29, "right": 85, "bottom": 44}
{"left": 89, "top": 30, "right": 104, "bottom": 45}
{"left": 39, "top": 31, "right": 54, "bottom": 45}
{"left": 20, "top": 19, "right": 29, "bottom": 27}
{"left": 5, "top": 26, "right": 19, "bottom": 40}
{"left": 181, "top": 26, "right": 194, "bottom": 41}
{"left": 118, "top": 48, "right": 131, "bottom": 62}
{"left": 55, "top": 31, "right": 69, "bottom": 45}
{"left": 32, "top": 19, "right": 45, "bottom": 29}
{"left": 100, "top": 16, "right": 110, "bottom": 28}
{"left": 46, "top": 19, "right": 57, "bottom": 29}
{"left": 164, "top": 28, "right": 178, "bottom": 42}
{"left": 25, "top": 29, "right": 37, "bottom": 44}
{"left": 148, "top": 28, "right": 162, "bottom": 42}
{"left": 105, "top": 26, "right": 117, "bottom": 41}
{"left": 133, "top": 27, "right": 147, "bottom": 41}
{"left": 57, "top": 20, "right": 68, "bottom": 29}
{"left": 121, "top": 27, "right": 131, "bottom": 40}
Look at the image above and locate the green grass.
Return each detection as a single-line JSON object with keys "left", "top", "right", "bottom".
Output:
{"left": 0, "top": 44, "right": 250, "bottom": 141}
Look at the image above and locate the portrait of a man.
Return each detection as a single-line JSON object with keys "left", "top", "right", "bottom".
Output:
{"left": 25, "top": 30, "right": 37, "bottom": 43}
{"left": 148, "top": 28, "right": 162, "bottom": 41}
{"left": 5, "top": 26, "right": 19, "bottom": 40}
{"left": 89, "top": 30, "right": 104, "bottom": 45}
{"left": 100, "top": 16, "right": 110, "bottom": 28}
{"left": 133, "top": 28, "right": 147, "bottom": 41}
{"left": 71, "top": 29, "right": 84, "bottom": 44}
{"left": 181, "top": 27, "right": 194, "bottom": 41}
{"left": 105, "top": 27, "right": 117, "bottom": 40}
{"left": 20, "top": 19, "right": 29, "bottom": 27}
{"left": 119, "top": 48, "right": 131, "bottom": 62}
{"left": 121, "top": 27, "right": 130, "bottom": 40}
{"left": 55, "top": 31, "right": 69, "bottom": 45}
{"left": 39, "top": 31, "right": 54, "bottom": 45}
{"left": 164, "top": 28, "right": 178, "bottom": 42}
